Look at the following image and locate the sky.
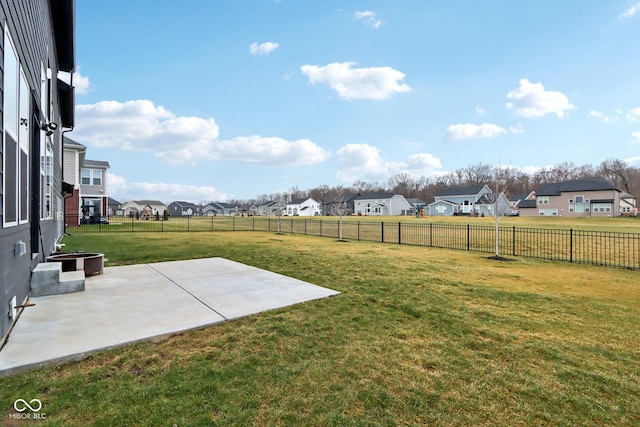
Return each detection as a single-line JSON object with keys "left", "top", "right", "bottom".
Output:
{"left": 71, "top": 0, "right": 640, "bottom": 203}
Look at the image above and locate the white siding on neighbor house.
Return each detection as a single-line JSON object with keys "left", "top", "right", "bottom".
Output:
{"left": 354, "top": 195, "right": 412, "bottom": 216}
{"left": 63, "top": 149, "right": 79, "bottom": 186}
{"left": 286, "top": 198, "right": 320, "bottom": 216}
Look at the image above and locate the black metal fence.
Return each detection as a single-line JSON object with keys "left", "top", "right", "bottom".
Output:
{"left": 66, "top": 215, "right": 640, "bottom": 270}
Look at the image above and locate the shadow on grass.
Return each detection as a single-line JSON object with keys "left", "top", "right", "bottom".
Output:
{"left": 486, "top": 255, "right": 517, "bottom": 262}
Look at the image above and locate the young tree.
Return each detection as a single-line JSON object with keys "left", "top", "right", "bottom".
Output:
{"left": 333, "top": 193, "right": 351, "bottom": 241}
{"left": 488, "top": 164, "right": 513, "bottom": 259}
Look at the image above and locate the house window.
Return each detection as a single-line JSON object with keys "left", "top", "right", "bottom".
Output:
{"left": 81, "top": 169, "right": 102, "bottom": 186}
{"left": 539, "top": 208, "right": 558, "bottom": 216}
{"left": 569, "top": 195, "right": 587, "bottom": 213}
{"left": 436, "top": 205, "right": 447, "bottom": 213}
{"left": 592, "top": 203, "right": 612, "bottom": 213}
{"left": 2, "top": 27, "right": 30, "bottom": 227}
{"left": 538, "top": 196, "right": 549, "bottom": 205}
{"left": 40, "top": 144, "right": 53, "bottom": 219}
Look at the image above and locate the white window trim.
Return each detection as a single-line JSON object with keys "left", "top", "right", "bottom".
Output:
{"left": 81, "top": 168, "right": 103, "bottom": 186}
{"left": 3, "top": 26, "right": 21, "bottom": 227}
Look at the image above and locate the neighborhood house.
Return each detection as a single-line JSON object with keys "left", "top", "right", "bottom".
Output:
{"left": 121, "top": 200, "right": 168, "bottom": 219}
{"left": 285, "top": 198, "right": 320, "bottom": 216}
{"left": 63, "top": 137, "right": 110, "bottom": 225}
{"left": 353, "top": 193, "right": 413, "bottom": 216}
{"left": 428, "top": 185, "right": 510, "bottom": 216}
{"left": 518, "top": 177, "right": 637, "bottom": 217}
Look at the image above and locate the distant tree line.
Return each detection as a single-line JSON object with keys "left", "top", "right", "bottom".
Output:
{"left": 204, "top": 158, "right": 640, "bottom": 208}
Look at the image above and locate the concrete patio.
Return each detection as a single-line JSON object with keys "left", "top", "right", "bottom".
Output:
{"left": 0, "top": 257, "right": 339, "bottom": 377}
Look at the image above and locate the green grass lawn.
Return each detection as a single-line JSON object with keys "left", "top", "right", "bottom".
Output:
{"left": 2, "top": 232, "right": 639, "bottom": 426}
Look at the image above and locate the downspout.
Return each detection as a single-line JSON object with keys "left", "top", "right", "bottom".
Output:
{"left": 61, "top": 71, "right": 75, "bottom": 236}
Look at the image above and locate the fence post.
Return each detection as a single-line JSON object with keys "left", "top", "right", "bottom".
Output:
{"left": 211, "top": 216, "right": 214, "bottom": 231}
{"left": 187, "top": 216, "right": 190, "bottom": 232}
{"left": 320, "top": 220, "right": 323, "bottom": 237}
{"left": 304, "top": 219, "right": 307, "bottom": 235}
{"left": 467, "top": 224, "right": 470, "bottom": 251}
{"left": 570, "top": 229, "right": 573, "bottom": 263}
{"left": 398, "top": 222, "right": 402, "bottom": 244}
{"left": 429, "top": 223, "right": 433, "bottom": 247}
{"left": 381, "top": 222, "right": 385, "bottom": 243}
{"left": 357, "top": 221, "right": 360, "bottom": 240}
{"left": 131, "top": 216, "right": 134, "bottom": 232}
{"left": 253, "top": 216, "right": 255, "bottom": 231}
{"left": 512, "top": 226, "right": 516, "bottom": 256}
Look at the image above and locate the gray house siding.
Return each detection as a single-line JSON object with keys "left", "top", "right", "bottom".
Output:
{"left": 429, "top": 201, "right": 456, "bottom": 216}
{"left": 1, "top": 0, "right": 74, "bottom": 343}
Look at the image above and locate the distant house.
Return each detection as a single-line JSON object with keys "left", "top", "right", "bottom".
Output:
{"left": 122, "top": 200, "right": 167, "bottom": 218}
{"left": 202, "top": 202, "right": 235, "bottom": 216}
{"left": 257, "top": 201, "right": 286, "bottom": 216}
{"left": 353, "top": 193, "right": 413, "bottom": 216}
{"left": 321, "top": 193, "right": 360, "bottom": 216}
{"left": 428, "top": 185, "right": 492, "bottom": 216}
{"left": 108, "top": 198, "right": 123, "bottom": 216}
{"left": 508, "top": 192, "right": 536, "bottom": 215}
{"left": 63, "top": 137, "right": 111, "bottom": 224}
{"left": 168, "top": 201, "right": 198, "bottom": 216}
{"left": 509, "top": 192, "right": 536, "bottom": 209}
{"left": 427, "top": 184, "right": 510, "bottom": 217}
{"left": 286, "top": 197, "right": 321, "bottom": 216}
{"left": 518, "top": 177, "right": 638, "bottom": 217}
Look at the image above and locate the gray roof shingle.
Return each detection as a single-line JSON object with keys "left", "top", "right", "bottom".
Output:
{"left": 536, "top": 177, "right": 616, "bottom": 196}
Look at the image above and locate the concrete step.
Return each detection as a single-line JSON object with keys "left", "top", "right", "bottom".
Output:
{"left": 31, "top": 262, "right": 85, "bottom": 297}
{"left": 58, "top": 271, "right": 86, "bottom": 294}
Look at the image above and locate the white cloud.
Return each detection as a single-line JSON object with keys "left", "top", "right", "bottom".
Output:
{"left": 354, "top": 10, "right": 382, "bottom": 28}
{"left": 300, "top": 62, "right": 411, "bottom": 101}
{"left": 213, "top": 136, "right": 330, "bottom": 166}
{"left": 506, "top": 79, "right": 574, "bottom": 118}
{"left": 73, "top": 70, "right": 91, "bottom": 95}
{"left": 589, "top": 108, "right": 639, "bottom": 123}
{"left": 405, "top": 153, "right": 442, "bottom": 173}
{"left": 509, "top": 123, "right": 525, "bottom": 134}
{"left": 620, "top": 2, "right": 640, "bottom": 20}
{"left": 626, "top": 156, "right": 640, "bottom": 166}
{"left": 250, "top": 42, "right": 279, "bottom": 56}
{"left": 627, "top": 107, "right": 640, "bottom": 122}
{"left": 108, "top": 173, "right": 227, "bottom": 203}
{"left": 74, "top": 100, "right": 328, "bottom": 166}
{"left": 336, "top": 143, "right": 441, "bottom": 182}
{"left": 632, "top": 132, "right": 640, "bottom": 143}
{"left": 475, "top": 105, "right": 486, "bottom": 115}
{"left": 519, "top": 165, "right": 543, "bottom": 175}
{"left": 588, "top": 110, "right": 617, "bottom": 123}
{"left": 75, "top": 100, "right": 219, "bottom": 164}
{"left": 445, "top": 123, "right": 508, "bottom": 141}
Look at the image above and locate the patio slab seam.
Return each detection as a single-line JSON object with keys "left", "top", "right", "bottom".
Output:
{"left": 146, "top": 263, "right": 228, "bottom": 321}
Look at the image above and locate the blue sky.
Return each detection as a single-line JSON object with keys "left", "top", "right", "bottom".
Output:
{"left": 72, "top": 1, "right": 640, "bottom": 203}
